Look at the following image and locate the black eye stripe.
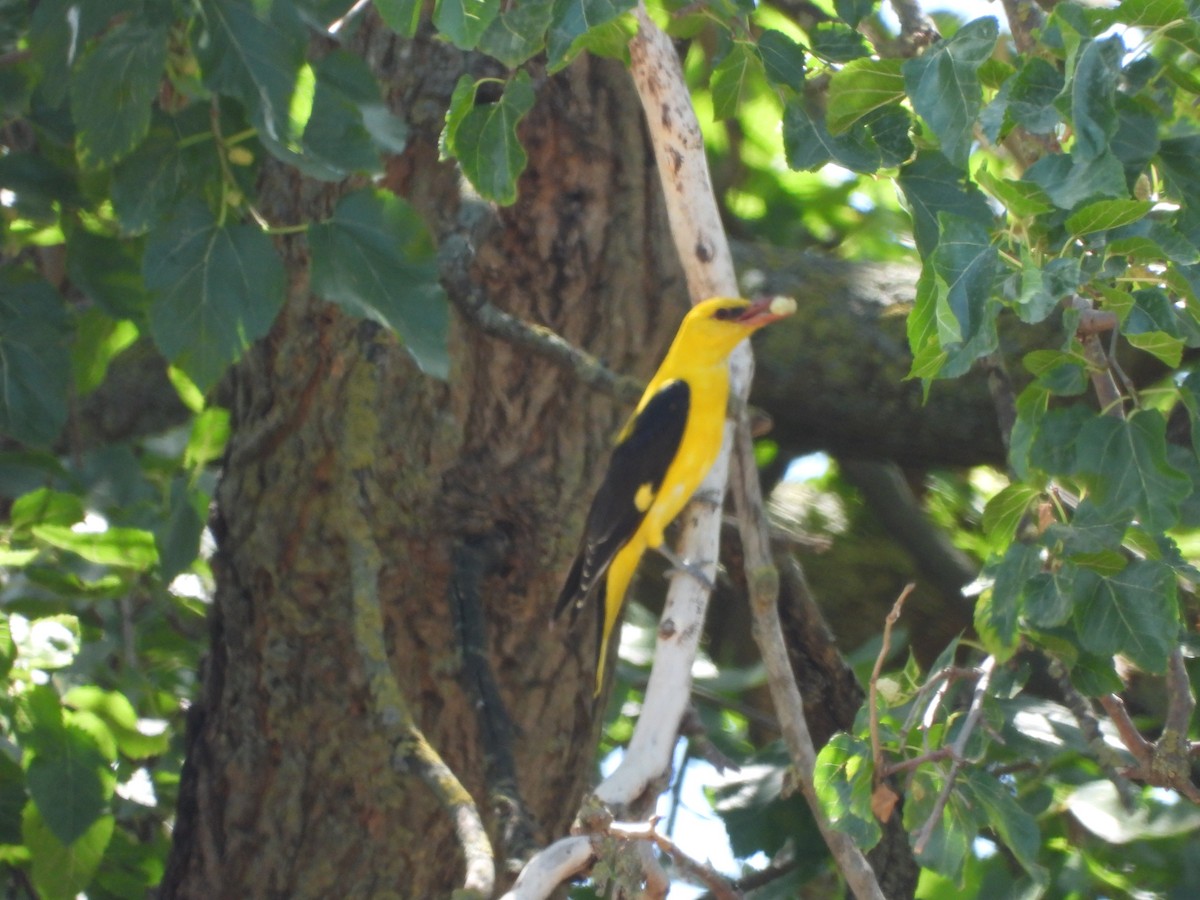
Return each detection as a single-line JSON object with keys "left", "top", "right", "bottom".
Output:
{"left": 713, "top": 306, "right": 741, "bottom": 320}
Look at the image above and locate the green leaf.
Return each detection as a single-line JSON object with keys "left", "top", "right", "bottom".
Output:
{"left": 810, "top": 22, "right": 869, "bottom": 63}
{"left": 1074, "top": 409, "right": 1191, "bottom": 530}
{"left": 1007, "top": 57, "right": 1064, "bottom": 135}
{"left": 23, "top": 804, "right": 113, "bottom": 900}
{"left": 962, "top": 770, "right": 1044, "bottom": 881}
{"left": 71, "top": 312, "right": 139, "bottom": 397}
{"left": 1066, "top": 779, "right": 1200, "bottom": 843}
{"left": 826, "top": 57, "right": 905, "bottom": 135}
{"left": 479, "top": 0, "right": 554, "bottom": 68}
{"left": 66, "top": 230, "right": 153, "bottom": 319}
{"left": 979, "top": 542, "right": 1041, "bottom": 661}
{"left": 1029, "top": 404, "right": 1091, "bottom": 476}
{"left": 1023, "top": 570, "right": 1074, "bottom": 628}
{"left": 1072, "top": 560, "right": 1178, "bottom": 673}
{"left": 309, "top": 189, "right": 450, "bottom": 379}
{"left": 813, "top": 733, "right": 882, "bottom": 849}
{"left": 186, "top": 407, "right": 232, "bottom": 470}
{"left": 1180, "top": 372, "right": 1200, "bottom": 454}
{"left": 301, "top": 51, "right": 409, "bottom": 177}
{"left": 902, "top": 17, "right": 999, "bottom": 168}
{"left": 757, "top": 30, "right": 806, "bottom": 92}
{"left": 981, "top": 484, "right": 1040, "bottom": 546}
{"left": 374, "top": 0, "right": 423, "bottom": 35}
{"left": 434, "top": 0, "right": 500, "bottom": 50}
{"left": 1066, "top": 199, "right": 1154, "bottom": 237}
{"left": 1120, "top": 288, "right": 1185, "bottom": 366}
{"left": 143, "top": 201, "right": 286, "bottom": 392}
{"left": 64, "top": 686, "right": 171, "bottom": 759}
{"left": 444, "top": 71, "right": 536, "bottom": 205}
{"left": 198, "top": 0, "right": 306, "bottom": 148}
{"left": 32, "top": 524, "right": 159, "bottom": 570}
{"left": 25, "top": 724, "right": 112, "bottom": 845}
{"left": 905, "top": 769, "right": 972, "bottom": 883}
{"left": 834, "top": 0, "right": 876, "bottom": 27}
{"left": 1071, "top": 36, "right": 1123, "bottom": 163}
{"left": 111, "top": 107, "right": 221, "bottom": 235}
{"left": 1045, "top": 498, "right": 1128, "bottom": 555}
{"left": 782, "top": 101, "right": 880, "bottom": 174}
{"left": 156, "top": 477, "right": 205, "bottom": 582}
{"left": 70, "top": 19, "right": 168, "bottom": 170}
{"left": 1116, "top": 0, "right": 1190, "bottom": 26}
{"left": 0, "top": 273, "right": 71, "bottom": 447}
{"left": 897, "top": 151, "right": 994, "bottom": 257}
{"left": 931, "top": 212, "right": 999, "bottom": 343}
{"left": 907, "top": 268, "right": 947, "bottom": 381}
{"left": 1023, "top": 150, "right": 1128, "bottom": 210}
{"left": 711, "top": 759, "right": 821, "bottom": 859}
{"left": 10, "top": 489, "right": 84, "bottom": 533}
{"left": 974, "top": 167, "right": 1054, "bottom": 219}
{"left": 711, "top": 43, "right": 760, "bottom": 121}
{"left": 868, "top": 106, "right": 914, "bottom": 167}
{"left": 546, "top": 0, "right": 635, "bottom": 71}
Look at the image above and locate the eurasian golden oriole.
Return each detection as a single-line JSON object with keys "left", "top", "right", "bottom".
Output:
{"left": 555, "top": 295, "right": 796, "bottom": 694}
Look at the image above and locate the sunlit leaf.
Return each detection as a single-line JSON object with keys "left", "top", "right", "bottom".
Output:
{"left": 32, "top": 524, "right": 159, "bottom": 571}
{"left": 827, "top": 58, "right": 905, "bottom": 135}
{"left": 1065, "top": 199, "right": 1153, "bottom": 237}
{"left": 902, "top": 17, "right": 999, "bottom": 168}
{"left": 813, "top": 733, "right": 882, "bottom": 850}
{"left": 25, "top": 723, "right": 113, "bottom": 845}
{"left": 23, "top": 804, "right": 113, "bottom": 900}
{"left": 711, "top": 43, "right": 759, "bottom": 121}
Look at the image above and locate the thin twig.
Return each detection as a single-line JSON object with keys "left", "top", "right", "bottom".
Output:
{"left": 913, "top": 655, "right": 996, "bottom": 855}
{"left": 608, "top": 818, "right": 743, "bottom": 900}
{"left": 881, "top": 746, "right": 955, "bottom": 778}
{"left": 730, "top": 424, "right": 887, "bottom": 900}
{"left": 887, "top": 0, "right": 940, "bottom": 51}
{"left": 869, "top": 583, "right": 915, "bottom": 780}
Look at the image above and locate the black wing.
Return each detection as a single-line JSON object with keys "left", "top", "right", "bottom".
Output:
{"left": 555, "top": 379, "right": 690, "bottom": 619}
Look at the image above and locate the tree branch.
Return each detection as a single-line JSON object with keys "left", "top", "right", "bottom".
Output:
{"left": 730, "top": 423, "right": 887, "bottom": 900}
{"left": 870, "top": 585, "right": 915, "bottom": 780}
{"left": 592, "top": 2, "right": 748, "bottom": 814}
{"left": 913, "top": 655, "right": 996, "bottom": 855}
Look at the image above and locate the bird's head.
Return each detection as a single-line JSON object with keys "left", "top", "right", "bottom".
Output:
{"left": 675, "top": 295, "right": 796, "bottom": 361}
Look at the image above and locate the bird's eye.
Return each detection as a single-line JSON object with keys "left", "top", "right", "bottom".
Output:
{"left": 713, "top": 306, "right": 740, "bottom": 321}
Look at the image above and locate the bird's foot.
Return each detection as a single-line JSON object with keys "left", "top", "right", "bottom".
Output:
{"left": 656, "top": 544, "right": 716, "bottom": 592}
{"left": 689, "top": 489, "right": 723, "bottom": 511}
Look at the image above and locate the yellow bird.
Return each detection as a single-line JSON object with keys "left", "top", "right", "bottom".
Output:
{"left": 555, "top": 295, "right": 796, "bottom": 694}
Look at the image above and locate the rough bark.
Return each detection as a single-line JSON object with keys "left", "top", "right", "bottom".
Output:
{"left": 161, "top": 23, "right": 686, "bottom": 897}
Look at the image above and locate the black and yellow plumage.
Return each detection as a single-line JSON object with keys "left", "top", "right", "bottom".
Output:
{"left": 555, "top": 295, "right": 796, "bottom": 694}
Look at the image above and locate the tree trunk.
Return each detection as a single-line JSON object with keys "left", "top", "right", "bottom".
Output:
{"left": 161, "top": 23, "right": 687, "bottom": 896}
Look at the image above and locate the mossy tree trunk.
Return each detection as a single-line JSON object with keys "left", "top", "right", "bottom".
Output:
{"left": 160, "top": 22, "right": 688, "bottom": 896}
{"left": 160, "top": 17, "right": 916, "bottom": 898}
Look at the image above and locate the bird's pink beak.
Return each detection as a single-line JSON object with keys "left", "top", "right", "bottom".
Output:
{"left": 737, "top": 295, "right": 796, "bottom": 328}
